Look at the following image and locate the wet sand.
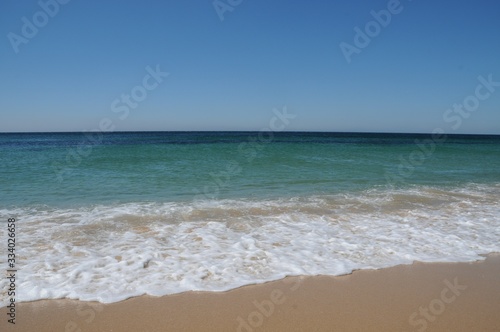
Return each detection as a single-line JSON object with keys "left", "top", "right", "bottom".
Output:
{"left": 2, "top": 254, "right": 499, "bottom": 331}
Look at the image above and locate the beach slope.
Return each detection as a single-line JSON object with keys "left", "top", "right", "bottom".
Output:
{"left": 2, "top": 254, "right": 499, "bottom": 332}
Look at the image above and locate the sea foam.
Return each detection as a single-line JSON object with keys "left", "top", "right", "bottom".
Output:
{"left": 0, "top": 184, "right": 499, "bottom": 306}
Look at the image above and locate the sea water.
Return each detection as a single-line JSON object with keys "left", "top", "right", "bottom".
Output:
{"left": 0, "top": 132, "right": 499, "bottom": 304}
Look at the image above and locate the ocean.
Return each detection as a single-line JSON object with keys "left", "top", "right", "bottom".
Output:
{"left": 1, "top": 131, "right": 499, "bottom": 304}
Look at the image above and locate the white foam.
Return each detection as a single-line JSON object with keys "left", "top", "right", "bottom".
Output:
{"left": 1, "top": 184, "right": 499, "bottom": 306}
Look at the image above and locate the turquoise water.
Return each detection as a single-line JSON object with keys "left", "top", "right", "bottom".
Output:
{"left": 1, "top": 132, "right": 500, "bottom": 304}
{"left": 1, "top": 132, "right": 500, "bottom": 207}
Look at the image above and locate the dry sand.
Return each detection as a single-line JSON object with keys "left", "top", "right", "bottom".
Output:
{"left": 2, "top": 253, "right": 499, "bottom": 332}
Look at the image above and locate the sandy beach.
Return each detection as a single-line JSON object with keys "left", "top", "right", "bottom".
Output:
{"left": 1, "top": 253, "right": 498, "bottom": 332}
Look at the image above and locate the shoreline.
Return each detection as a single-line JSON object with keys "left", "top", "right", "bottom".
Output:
{"left": 1, "top": 253, "right": 499, "bottom": 331}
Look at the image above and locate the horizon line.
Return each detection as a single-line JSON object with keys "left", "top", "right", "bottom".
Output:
{"left": 1, "top": 130, "right": 499, "bottom": 136}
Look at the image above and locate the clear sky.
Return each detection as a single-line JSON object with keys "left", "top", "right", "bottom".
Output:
{"left": 1, "top": 0, "right": 499, "bottom": 133}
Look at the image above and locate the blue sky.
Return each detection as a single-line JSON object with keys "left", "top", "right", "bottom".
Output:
{"left": 1, "top": 0, "right": 499, "bottom": 133}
